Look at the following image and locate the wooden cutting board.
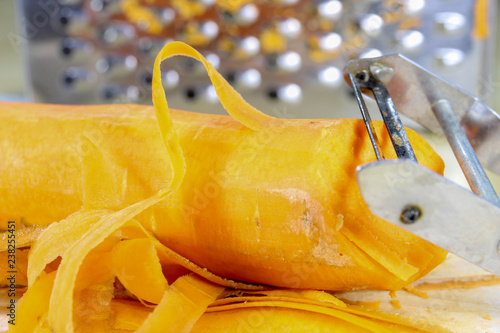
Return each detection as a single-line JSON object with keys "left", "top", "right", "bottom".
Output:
{"left": 337, "top": 254, "right": 500, "bottom": 332}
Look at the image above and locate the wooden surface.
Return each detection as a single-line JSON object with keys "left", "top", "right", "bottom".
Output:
{"left": 338, "top": 254, "right": 500, "bottom": 332}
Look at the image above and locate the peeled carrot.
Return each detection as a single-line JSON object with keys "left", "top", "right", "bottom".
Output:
{"left": 0, "top": 42, "right": 448, "bottom": 332}
{"left": 0, "top": 101, "right": 446, "bottom": 289}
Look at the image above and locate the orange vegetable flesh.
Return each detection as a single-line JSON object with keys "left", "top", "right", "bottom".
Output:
{"left": 0, "top": 100, "right": 446, "bottom": 290}
{"left": 9, "top": 271, "right": 56, "bottom": 333}
{"left": 135, "top": 274, "right": 224, "bottom": 333}
{"left": 106, "top": 289, "right": 450, "bottom": 332}
{"left": 71, "top": 242, "right": 116, "bottom": 333}
{"left": 0, "top": 225, "right": 46, "bottom": 251}
{"left": 111, "top": 238, "right": 168, "bottom": 304}
{"left": 0, "top": 41, "right": 448, "bottom": 332}
{"left": 0, "top": 249, "right": 29, "bottom": 286}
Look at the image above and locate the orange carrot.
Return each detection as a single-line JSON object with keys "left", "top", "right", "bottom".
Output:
{"left": 0, "top": 42, "right": 448, "bottom": 332}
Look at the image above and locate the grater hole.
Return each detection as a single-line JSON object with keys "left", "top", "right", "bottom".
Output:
{"left": 317, "top": 0, "right": 343, "bottom": 21}
{"left": 162, "top": 70, "right": 180, "bottom": 90}
{"left": 276, "top": 51, "right": 302, "bottom": 72}
{"left": 63, "top": 68, "right": 80, "bottom": 87}
{"left": 268, "top": 89, "right": 278, "bottom": 99}
{"left": 60, "top": 16, "right": 69, "bottom": 25}
{"left": 61, "top": 38, "right": 94, "bottom": 60}
{"left": 103, "top": 87, "right": 116, "bottom": 100}
{"left": 62, "top": 46, "right": 72, "bottom": 56}
{"left": 185, "top": 88, "right": 197, "bottom": 100}
{"left": 395, "top": 30, "right": 425, "bottom": 52}
{"left": 226, "top": 73, "right": 236, "bottom": 83}
{"left": 266, "top": 55, "right": 278, "bottom": 69}
{"left": 221, "top": 10, "right": 233, "bottom": 21}
{"left": 62, "top": 68, "right": 95, "bottom": 91}
{"left": 140, "top": 73, "right": 153, "bottom": 89}
{"left": 318, "top": 66, "right": 342, "bottom": 87}
{"left": 64, "top": 75, "right": 74, "bottom": 86}
{"left": 434, "top": 48, "right": 465, "bottom": 67}
{"left": 180, "top": 58, "right": 199, "bottom": 73}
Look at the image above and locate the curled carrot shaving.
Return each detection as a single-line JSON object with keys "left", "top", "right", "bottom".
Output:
{"left": 152, "top": 41, "right": 280, "bottom": 132}
{"left": 111, "top": 238, "right": 168, "bottom": 304}
{"left": 10, "top": 271, "right": 56, "bottom": 333}
{"left": 136, "top": 274, "right": 224, "bottom": 333}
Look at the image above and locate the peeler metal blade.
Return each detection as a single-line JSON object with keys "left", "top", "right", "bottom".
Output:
{"left": 357, "top": 159, "right": 500, "bottom": 276}
{"left": 344, "top": 55, "right": 500, "bottom": 276}
{"left": 344, "top": 54, "right": 500, "bottom": 176}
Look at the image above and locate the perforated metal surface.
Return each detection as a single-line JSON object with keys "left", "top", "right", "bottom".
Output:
{"left": 17, "top": 0, "right": 495, "bottom": 118}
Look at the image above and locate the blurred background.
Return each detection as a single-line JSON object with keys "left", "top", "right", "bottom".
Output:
{"left": 0, "top": 0, "right": 497, "bottom": 113}
{"left": 0, "top": 0, "right": 499, "bottom": 190}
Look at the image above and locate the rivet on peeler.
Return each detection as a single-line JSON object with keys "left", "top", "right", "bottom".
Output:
{"left": 369, "top": 63, "right": 395, "bottom": 84}
{"left": 355, "top": 70, "right": 370, "bottom": 82}
{"left": 400, "top": 205, "right": 422, "bottom": 224}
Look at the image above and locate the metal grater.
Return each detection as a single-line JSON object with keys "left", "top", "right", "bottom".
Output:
{"left": 16, "top": 0, "right": 496, "bottom": 119}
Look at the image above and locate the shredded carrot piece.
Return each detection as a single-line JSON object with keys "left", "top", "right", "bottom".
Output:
{"left": 414, "top": 275, "right": 500, "bottom": 291}
{"left": 111, "top": 238, "right": 168, "bottom": 304}
{"left": 10, "top": 271, "right": 55, "bottom": 333}
{"left": 136, "top": 274, "right": 224, "bottom": 333}
{"left": 27, "top": 210, "right": 110, "bottom": 286}
{"left": 403, "top": 284, "right": 428, "bottom": 299}
{"left": 390, "top": 299, "right": 402, "bottom": 309}
{"left": 0, "top": 225, "right": 46, "bottom": 251}
{"left": 48, "top": 195, "right": 165, "bottom": 332}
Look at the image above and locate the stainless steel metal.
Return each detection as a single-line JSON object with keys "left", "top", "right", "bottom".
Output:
{"left": 346, "top": 53, "right": 500, "bottom": 275}
{"left": 368, "top": 79, "right": 417, "bottom": 161}
{"left": 16, "top": 0, "right": 495, "bottom": 119}
{"left": 357, "top": 159, "right": 500, "bottom": 276}
{"left": 345, "top": 54, "right": 500, "bottom": 176}
{"left": 431, "top": 99, "right": 500, "bottom": 206}
{"left": 348, "top": 67, "right": 417, "bottom": 161}
{"left": 348, "top": 72, "right": 384, "bottom": 161}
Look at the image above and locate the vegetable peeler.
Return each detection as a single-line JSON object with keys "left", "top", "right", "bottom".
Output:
{"left": 344, "top": 54, "right": 500, "bottom": 277}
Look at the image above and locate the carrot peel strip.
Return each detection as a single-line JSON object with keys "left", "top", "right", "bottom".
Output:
{"left": 48, "top": 195, "right": 164, "bottom": 333}
{"left": 136, "top": 274, "right": 224, "bottom": 333}
{"left": 111, "top": 238, "right": 168, "bottom": 304}
{"left": 27, "top": 209, "right": 110, "bottom": 287}
{"left": 0, "top": 225, "right": 46, "bottom": 251}
{"left": 152, "top": 41, "right": 279, "bottom": 133}
{"left": 10, "top": 271, "right": 56, "bottom": 333}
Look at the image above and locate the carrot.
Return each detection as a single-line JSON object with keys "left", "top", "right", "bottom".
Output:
{"left": 0, "top": 42, "right": 447, "bottom": 332}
